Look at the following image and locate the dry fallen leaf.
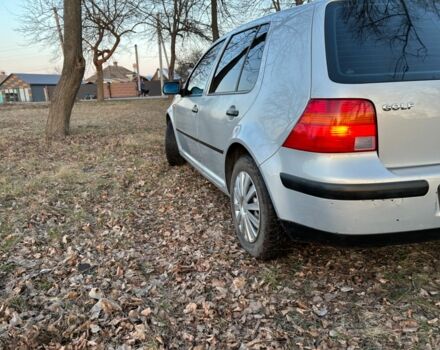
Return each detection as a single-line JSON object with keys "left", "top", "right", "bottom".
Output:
{"left": 400, "top": 320, "right": 419, "bottom": 333}
{"left": 184, "top": 302, "right": 198, "bottom": 314}
{"left": 141, "top": 307, "right": 152, "bottom": 317}
{"left": 131, "top": 324, "right": 147, "bottom": 341}
{"left": 89, "top": 288, "right": 103, "bottom": 300}
{"left": 232, "top": 277, "right": 246, "bottom": 290}
{"left": 312, "top": 305, "right": 328, "bottom": 317}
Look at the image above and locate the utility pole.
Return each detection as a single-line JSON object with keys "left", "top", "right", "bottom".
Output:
{"left": 52, "top": 7, "right": 64, "bottom": 55}
{"left": 135, "top": 44, "right": 141, "bottom": 96}
{"left": 158, "top": 29, "right": 170, "bottom": 79}
{"left": 157, "top": 14, "right": 165, "bottom": 96}
{"left": 160, "top": 36, "right": 171, "bottom": 79}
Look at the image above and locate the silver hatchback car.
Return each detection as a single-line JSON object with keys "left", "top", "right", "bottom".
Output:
{"left": 163, "top": 0, "right": 440, "bottom": 259}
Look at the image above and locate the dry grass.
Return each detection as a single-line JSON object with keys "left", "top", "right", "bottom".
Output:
{"left": 0, "top": 100, "right": 439, "bottom": 349}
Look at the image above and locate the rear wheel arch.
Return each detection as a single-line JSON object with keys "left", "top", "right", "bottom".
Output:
{"left": 225, "top": 143, "right": 255, "bottom": 192}
{"left": 225, "top": 142, "right": 281, "bottom": 218}
{"left": 165, "top": 114, "right": 185, "bottom": 166}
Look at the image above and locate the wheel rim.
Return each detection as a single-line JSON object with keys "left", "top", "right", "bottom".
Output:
{"left": 233, "top": 171, "right": 260, "bottom": 243}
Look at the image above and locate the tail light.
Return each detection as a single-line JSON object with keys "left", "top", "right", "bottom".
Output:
{"left": 283, "top": 99, "right": 377, "bottom": 153}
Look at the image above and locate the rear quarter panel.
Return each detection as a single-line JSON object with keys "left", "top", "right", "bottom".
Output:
{"left": 232, "top": 6, "right": 314, "bottom": 166}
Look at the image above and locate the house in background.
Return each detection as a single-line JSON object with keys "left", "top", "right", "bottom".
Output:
{"left": 0, "top": 72, "right": 6, "bottom": 84}
{"left": 0, "top": 71, "right": 7, "bottom": 104}
{"left": 0, "top": 73, "right": 97, "bottom": 103}
{"left": 86, "top": 62, "right": 140, "bottom": 83}
{"left": 85, "top": 62, "right": 187, "bottom": 85}
{"left": 0, "top": 73, "right": 60, "bottom": 103}
{"left": 86, "top": 62, "right": 152, "bottom": 99}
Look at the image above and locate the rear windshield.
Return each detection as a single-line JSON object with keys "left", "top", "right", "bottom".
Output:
{"left": 325, "top": 0, "right": 440, "bottom": 84}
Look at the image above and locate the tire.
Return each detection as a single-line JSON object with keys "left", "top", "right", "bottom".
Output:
{"left": 230, "top": 155, "right": 289, "bottom": 260}
{"left": 165, "top": 121, "right": 185, "bottom": 166}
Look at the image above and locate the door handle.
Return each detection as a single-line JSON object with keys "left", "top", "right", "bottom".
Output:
{"left": 192, "top": 105, "right": 199, "bottom": 113}
{"left": 226, "top": 105, "right": 239, "bottom": 118}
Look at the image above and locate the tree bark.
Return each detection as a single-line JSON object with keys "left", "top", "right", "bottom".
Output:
{"left": 272, "top": 0, "right": 281, "bottom": 11}
{"left": 96, "top": 63, "right": 105, "bottom": 102}
{"left": 46, "top": 0, "right": 85, "bottom": 140}
{"left": 211, "top": 0, "right": 219, "bottom": 41}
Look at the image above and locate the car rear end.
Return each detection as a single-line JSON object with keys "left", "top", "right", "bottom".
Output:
{"left": 261, "top": 0, "right": 440, "bottom": 235}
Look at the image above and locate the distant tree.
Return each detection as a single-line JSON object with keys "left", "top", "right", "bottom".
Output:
{"left": 82, "top": 0, "right": 143, "bottom": 101}
{"left": 211, "top": 0, "right": 220, "bottom": 41}
{"left": 175, "top": 49, "right": 204, "bottom": 81}
{"left": 140, "top": 0, "right": 211, "bottom": 81}
{"left": 46, "top": 0, "right": 85, "bottom": 140}
{"left": 21, "top": 0, "right": 143, "bottom": 102}
{"left": 198, "top": 0, "right": 249, "bottom": 42}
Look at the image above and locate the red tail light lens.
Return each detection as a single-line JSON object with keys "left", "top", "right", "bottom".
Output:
{"left": 283, "top": 99, "right": 377, "bottom": 153}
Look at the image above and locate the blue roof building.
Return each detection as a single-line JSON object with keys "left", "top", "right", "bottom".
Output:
{"left": 0, "top": 73, "right": 61, "bottom": 103}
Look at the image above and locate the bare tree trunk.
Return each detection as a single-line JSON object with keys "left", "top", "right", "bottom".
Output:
{"left": 211, "top": 0, "right": 219, "bottom": 41}
{"left": 272, "top": 0, "right": 281, "bottom": 11}
{"left": 295, "top": 0, "right": 304, "bottom": 5}
{"left": 96, "top": 63, "right": 105, "bottom": 102}
{"left": 46, "top": 0, "right": 85, "bottom": 140}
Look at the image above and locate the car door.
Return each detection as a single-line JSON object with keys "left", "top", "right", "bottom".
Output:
{"left": 173, "top": 42, "right": 224, "bottom": 162}
{"left": 197, "top": 25, "right": 270, "bottom": 180}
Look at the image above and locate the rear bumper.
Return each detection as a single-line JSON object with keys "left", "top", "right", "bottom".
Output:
{"left": 280, "top": 173, "right": 429, "bottom": 200}
{"left": 260, "top": 149, "right": 440, "bottom": 235}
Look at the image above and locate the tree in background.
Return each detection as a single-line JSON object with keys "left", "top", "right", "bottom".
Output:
{"left": 201, "top": 0, "right": 248, "bottom": 42}
{"left": 22, "top": 0, "right": 143, "bottom": 102}
{"left": 204, "top": 0, "right": 304, "bottom": 43}
{"left": 22, "top": 0, "right": 310, "bottom": 107}
{"left": 140, "top": 0, "right": 211, "bottom": 81}
{"left": 83, "top": 0, "right": 143, "bottom": 101}
{"left": 175, "top": 48, "right": 204, "bottom": 81}
{"left": 46, "top": 0, "right": 85, "bottom": 140}
{"left": 211, "top": 0, "right": 220, "bottom": 41}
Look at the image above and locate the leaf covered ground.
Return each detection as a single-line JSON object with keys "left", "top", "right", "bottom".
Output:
{"left": 0, "top": 100, "right": 439, "bottom": 349}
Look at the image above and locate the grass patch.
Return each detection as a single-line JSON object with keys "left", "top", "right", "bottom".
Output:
{"left": 0, "top": 262, "right": 16, "bottom": 274}
{"left": 0, "top": 235, "right": 20, "bottom": 253}
{"left": 8, "top": 296, "right": 29, "bottom": 313}
{"left": 260, "top": 265, "right": 283, "bottom": 288}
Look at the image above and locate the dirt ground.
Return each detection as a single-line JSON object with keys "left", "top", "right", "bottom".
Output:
{"left": 0, "top": 100, "right": 439, "bottom": 349}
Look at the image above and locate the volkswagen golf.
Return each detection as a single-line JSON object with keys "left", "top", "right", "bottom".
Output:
{"left": 162, "top": 0, "right": 440, "bottom": 259}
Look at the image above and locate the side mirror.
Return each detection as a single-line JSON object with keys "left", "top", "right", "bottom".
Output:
{"left": 163, "top": 82, "right": 181, "bottom": 95}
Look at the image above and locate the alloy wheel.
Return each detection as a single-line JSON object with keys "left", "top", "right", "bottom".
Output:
{"left": 233, "top": 171, "right": 261, "bottom": 243}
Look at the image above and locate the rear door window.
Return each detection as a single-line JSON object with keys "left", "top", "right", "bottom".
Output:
{"left": 210, "top": 28, "right": 258, "bottom": 94}
{"left": 325, "top": 1, "right": 440, "bottom": 84}
{"left": 238, "top": 24, "right": 270, "bottom": 92}
{"left": 210, "top": 24, "right": 270, "bottom": 94}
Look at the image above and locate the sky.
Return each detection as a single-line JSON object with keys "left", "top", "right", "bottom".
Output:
{"left": 0, "top": 0, "right": 165, "bottom": 78}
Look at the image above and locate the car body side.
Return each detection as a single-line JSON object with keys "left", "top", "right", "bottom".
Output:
{"left": 167, "top": 4, "right": 314, "bottom": 190}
